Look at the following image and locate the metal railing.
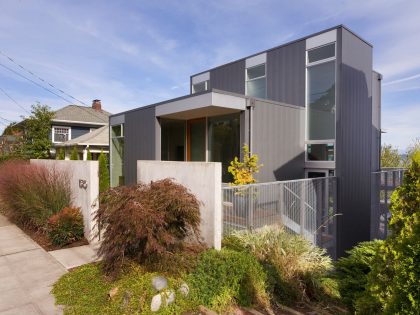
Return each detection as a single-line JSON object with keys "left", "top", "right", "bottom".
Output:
{"left": 222, "top": 177, "right": 337, "bottom": 258}
{"left": 371, "top": 169, "right": 405, "bottom": 239}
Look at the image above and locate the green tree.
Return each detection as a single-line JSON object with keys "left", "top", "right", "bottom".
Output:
{"left": 22, "top": 103, "right": 54, "bottom": 159}
{"left": 381, "top": 143, "right": 401, "bottom": 168}
{"left": 402, "top": 138, "right": 420, "bottom": 167}
{"left": 1, "top": 122, "right": 23, "bottom": 136}
{"left": 98, "top": 150, "right": 109, "bottom": 193}
{"left": 70, "top": 147, "right": 78, "bottom": 160}
{"left": 366, "top": 151, "right": 420, "bottom": 314}
{"left": 56, "top": 148, "right": 65, "bottom": 160}
{"left": 86, "top": 148, "right": 92, "bottom": 160}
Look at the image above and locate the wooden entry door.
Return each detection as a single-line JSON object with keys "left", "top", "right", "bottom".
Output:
{"left": 187, "top": 118, "right": 206, "bottom": 161}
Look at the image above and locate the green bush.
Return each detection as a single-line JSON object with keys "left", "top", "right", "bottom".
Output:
{"left": 56, "top": 148, "right": 65, "bottom": 160}
{"left": 70, "top": 146, "right": 78, "bottom": 160}
{"left": 47, "top": 207, "right": 85, "bottom": 246}
{"left": 189, "top": 249, "right": 270, "bottom": 313}
{"left": 223, "top": 225, "right": 333, "bottom": 304}
{"left": 86, "top": 148, "right": 92, "bottom": 160}
{"left": 0, "top": 161, "right": 71, "bottom": 229}
{"left": 98, "top": 151, "right": 109, "bottom": 193}
{"left": 95, "top": 178, "right": 201, "bottom": 277}
{"left": 334, "top": 240, "right": 383, "bottom": 312}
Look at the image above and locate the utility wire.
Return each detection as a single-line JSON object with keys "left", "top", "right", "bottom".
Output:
{"left": 0, "top": 86, "right": 31, "bottom": 114}
{"left": 0, "top": 115, "right": 13, "bottom": 123}
{"left": 0, "top": 50, "right": 88, "bottom": 106}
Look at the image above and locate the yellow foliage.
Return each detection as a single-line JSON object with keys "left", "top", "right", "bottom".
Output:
{"left": 228, "top": 144, "right": 263, "bottom": 186}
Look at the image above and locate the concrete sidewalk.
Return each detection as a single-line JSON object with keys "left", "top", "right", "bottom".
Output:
{"left": 0, "top": 215, "right": 66, "bottom": 315}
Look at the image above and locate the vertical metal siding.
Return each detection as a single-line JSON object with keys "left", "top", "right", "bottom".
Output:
{"left": 267, "top": 41, "right": 306, "bottom": 107}
{"left": 252, "top": 100, "right": 305, "bottom": 182}
{"left": 371, "top": 71, "right": 381, "bottom": 172}
{"left": 336, "top": 28, "right": 373, "bottom": 257}
{"left": 124, "top": 107, "right": 157, "bottom": 185}
{"left": 210, "top": 60, "right": 245, "bottom": 94}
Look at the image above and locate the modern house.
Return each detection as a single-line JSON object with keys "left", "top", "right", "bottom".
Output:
{"left": 52, "top": 100, "right": 111, "bottom": 160}
{"left": 110, "top": 25, "right": 381, "bottom": 256}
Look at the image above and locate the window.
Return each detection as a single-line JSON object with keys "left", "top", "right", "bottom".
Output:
{"left": 307, "top": 143, "right": 334, "bottom": 161}
{"left": 111, "top": 124, "right": 124, "bottom": 187}
{"left": 192, "top": 80, "right": 209, "bottom": 93}
{"left": 53, "top": 126, "right": 70, "bottom": 143}
{"left": 246, "top": 63, "right": 266, "bottom": 98}
{"left": 307, "top": 43, "right": 335, "bottom": 64}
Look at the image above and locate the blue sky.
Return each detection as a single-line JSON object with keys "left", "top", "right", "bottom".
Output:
{"left": 0, "top": 0, "right": 419, "bottom": 152}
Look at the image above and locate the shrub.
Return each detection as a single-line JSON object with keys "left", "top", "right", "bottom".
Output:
{"left": 47, "top": 207, "right": 84, "bottom": 246}
{"left": 56, "top": 148, "right": 65, "bottom": 160}
{"left": 189, "top": 249, "right": 270, "bottom": 313}
{"left": 0, "top": 161, "right": 71, "bottom": 229}
{"left": 86, "top": 148, "right": 92, "bottom": 160}
{"left": 95, "top": 178, "right": 201, "bottom": 277}
{"left": 228, "top": 144, "right": 263, "bottom": 185}
{"left": 98, "top": 151, "right": 109, "bottom": 193}
{"left": 223, "top": 225, "right": 333, "bottom": 304}
{"left": 334, "top": 240, "right": 383, "bottom": 311}
{"left": 70, "top": 147, "right": 78, "bottom": 160}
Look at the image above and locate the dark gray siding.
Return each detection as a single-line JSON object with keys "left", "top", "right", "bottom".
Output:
{"left": 124, "top": 107, "right": 157, "bottom": 185}
{"left": 71, "top": 126, "right": 91, "bottom": 139}
{"left": 267, "top": 41, "right": 306, "bottom": 107}
{"left": 252, "top": 99, "right": 305, "bottom": 182}
{"left": 336, "top": 28, "right": 373, "bottom": 257}
{"left": 210, "top": 60, "right": 245, "bottom": 95}
{"left": 371, "top": 71, "right": 381, "bottom": 171}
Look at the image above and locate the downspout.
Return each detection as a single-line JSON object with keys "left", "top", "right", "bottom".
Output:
{"left": 247, "top": 98, "right": 255, "bottom": 154}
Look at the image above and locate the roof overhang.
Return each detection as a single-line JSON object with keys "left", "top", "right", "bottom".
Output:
{"left": 155, "top": 91, "right": 246, "bottom": 120}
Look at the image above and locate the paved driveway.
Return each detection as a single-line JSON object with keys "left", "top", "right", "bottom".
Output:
{"left": 0, "top": 215, "right": 66, "bottom": 315}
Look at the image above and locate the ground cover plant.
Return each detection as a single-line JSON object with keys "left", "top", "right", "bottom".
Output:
{"left": 95, "top": 178, "right": 202, "bottom": 277}
{"left": 223, "top": 225, "right": 334, "bottom": 305}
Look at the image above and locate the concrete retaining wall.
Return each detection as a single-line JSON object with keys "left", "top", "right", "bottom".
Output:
{"left": 30, "top": 160, "right": 99, "bottom": 242}
{"left": 137, "top": 161, "right": 222, "bottom": 249}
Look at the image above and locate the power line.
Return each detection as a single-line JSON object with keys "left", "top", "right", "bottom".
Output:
{"left": 0, "top": 115, "right": 13, "bottom": 123}
{"left": 0, "top": 50, "right": 88, "bottom": 106}
{"left": 0, "top": 86, "right": 31, "bottom": 114}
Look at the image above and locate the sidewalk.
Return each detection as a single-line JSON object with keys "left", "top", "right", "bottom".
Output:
{"left": 0, "top": 215, "right": 66, "bottom": 315}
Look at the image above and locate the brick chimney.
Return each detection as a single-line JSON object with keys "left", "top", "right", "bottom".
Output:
{"left": 92, "top": 99, "right": 102, "bottom": 112}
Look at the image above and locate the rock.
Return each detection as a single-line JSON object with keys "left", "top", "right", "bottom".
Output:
{"left": 152, "top": 275, "right": 168, "bottom": 291}
{"left": 162, "top": 289, "right": 175, "bottom": 305}
{"left": 178, "top": 282, "right": 189, "bottom": 296}
{"left": 108, "top": 287, "right": 119, "bottom": 300}
{"left": 150, "top": 294, "right": 162, "bottom": 312}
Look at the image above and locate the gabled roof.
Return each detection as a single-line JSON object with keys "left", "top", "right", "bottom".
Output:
{"left": 52, "top": 105, "right": 111, "bottom": 125}
{"left": 55, "top": 125, "right": 109, "bottom": 147}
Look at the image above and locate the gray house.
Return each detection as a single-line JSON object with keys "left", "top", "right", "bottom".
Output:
{"left": 110, "top": 25, "right": 381, "bottom": 256}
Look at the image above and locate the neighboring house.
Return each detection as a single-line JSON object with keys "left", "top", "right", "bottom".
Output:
{"left": 51, "top": 100, "right": 111, "bottom": 160}
{"left": 0, "top": 135, "right": 21, "bottom": 155}
{"left": 110, "top": 25, "right": 381, "bottom": 255}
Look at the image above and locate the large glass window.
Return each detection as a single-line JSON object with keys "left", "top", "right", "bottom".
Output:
{"left": 307, "top": 43, "right": 335, "bottom": 63}
{"left": 307, "top": 61, "right": 335, "bottom": 140}
{"left": 208, "top": 114, "right": 240, "bottom": 182}
{"left": 161, "top": 119, "right": 185, "bottom": 161}
{"left": 246, "top": 64, "right": 266, "bottom": 99}
{"left": 307, "top": 143, "right": 334, "bottom": 161}
{"left": 111, "top": 124, "right": 124, "bottom": 187}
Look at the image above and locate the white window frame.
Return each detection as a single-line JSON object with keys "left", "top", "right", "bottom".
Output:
{"left": 305, "top": 42, "right": 337, "bottom": 164}
{"left": 192, "top": 80, "right": 209, "bottom": 94}
{"left": 52, "top": 126, "right": 71, "bottom": 143}
{"left": 245, "top": 63, "right": 267, "bottom": 98}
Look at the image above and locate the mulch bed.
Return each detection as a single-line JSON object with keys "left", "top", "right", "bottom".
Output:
{"left": 19, "top": 223, "right": 89, "bottom": 251}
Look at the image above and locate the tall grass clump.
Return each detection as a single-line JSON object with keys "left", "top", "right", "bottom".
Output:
{"left": 95, "top": 178, "right": 202, "bottom": 277}
{"left": 0, "top": 161, "right": 71, "bottom": 230}
{"left": 223, "top": 225, "right": 333, "bottom": 304}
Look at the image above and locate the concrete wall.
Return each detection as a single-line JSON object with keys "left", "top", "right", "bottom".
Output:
{"left": 137, "top": 161, "right": 222, "bottom": 249}
{"left": 30, "top": 160, "right": 99, "bottom": 243}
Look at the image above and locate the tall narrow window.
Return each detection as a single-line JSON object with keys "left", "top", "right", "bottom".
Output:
{"left": 246, "top": 64, "right": 266, "bottom": 98}
{"left": 111, "top": 124, "right": 124, "bottom": 187}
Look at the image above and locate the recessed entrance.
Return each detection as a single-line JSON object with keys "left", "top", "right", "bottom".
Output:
{"left": 187, "top": 118, "right": 206, "bottom": 161}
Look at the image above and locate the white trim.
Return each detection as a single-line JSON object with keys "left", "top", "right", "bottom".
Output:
{"left": 245, "top": 52, "right": 267, "bottom": 68}
{"left": 306, "top": 29, "right": 337, "bottom": 50}
{"left": 51, "top": 119, "right": 106, "bottom": 126}
{"left": 192, "top": 72, "right": 210, "bottom": 85}
{"left": 52, "top": 125, "right": 71, "bottom": 143}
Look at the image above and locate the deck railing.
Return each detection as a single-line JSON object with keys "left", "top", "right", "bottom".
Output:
{"left": 222, "top": 177, "right": 337, "bottom": 259}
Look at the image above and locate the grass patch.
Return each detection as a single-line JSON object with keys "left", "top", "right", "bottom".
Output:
{"left": 52, "top": 263, "right": 197, "bottom": 315}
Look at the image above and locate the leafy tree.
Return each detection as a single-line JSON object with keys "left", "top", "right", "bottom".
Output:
{"left": 365, "top": 151, "right": 420, "bottom": 314}
{"left": 402, "top": 138, "right": 420, "bottom": 167}
{"left": 381, "top": 143, "right": 401, "bottom": 168}
{"left": 98, "top": 150, "right": 109, "bottom": 193}
{"left": 56, "top": 148, "right": 65, "bottom": 160}
{"left": 1, "top": 122, "right": 23, "bottom": 136}
{"left": 86, "top": 148, "right": 92, "bottom": 160}
{"left": 228, "top": 144, "right": 263, "bottom": 185}
{"left": 70, "top": 147, "right": 78, "bottom": 160}
{"left": 22, "top": 103, "right": 54, "bottom": 159}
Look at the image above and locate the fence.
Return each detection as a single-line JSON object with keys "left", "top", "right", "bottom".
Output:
{"left": 222, "top": 177, "right": 337, "bottom": 259}
{"left": 371, "top": 169, "right": 405, "bottom": 239}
